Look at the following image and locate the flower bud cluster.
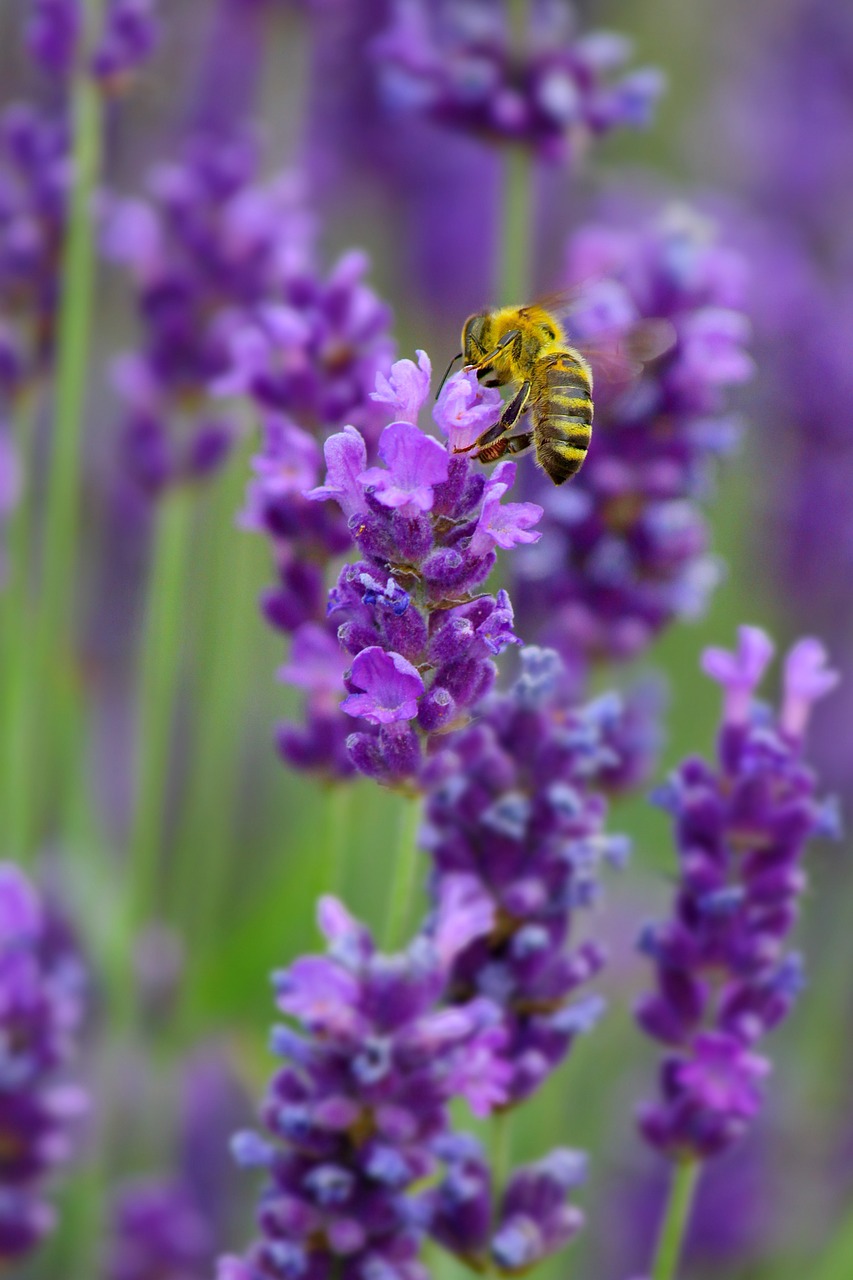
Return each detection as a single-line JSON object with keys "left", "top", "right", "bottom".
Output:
{"left": 422, "top": 647, "right": 629, "bottom": 1105}
{"left": 294, "top": 354, "right": 543, "bottom": 785}
{"left": 218, "top": 879, "right": 511, "bottom": 1280}
{"left": 26, "top": 0, "right": 160, "bottom": 86}
{"left": 106, "top": 139, "right": 394, "bottom": 497}
{"left": 636, "top": 627, "right": 840, "bottom": 1160}
{"left": 426, "top": 1135, "right": 588, "bottom": 1274}
{"left": 0, "top": 104, "right": 69, "bottom": 404}
{"left": 373, "top": 0, "right": 663, "bottom": 163}
{"left": 0, "top": 865, "right": 87, "bottom": 1261}
{"left": 514, "top": 205, "right": 752, "bottom": 668}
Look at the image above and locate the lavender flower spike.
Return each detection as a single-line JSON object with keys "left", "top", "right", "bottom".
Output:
{"left": 300, "top": 356, "right": 543, "bottom": 785}
{"left": 219, "top": 879, "right": 509, "bottom": 1279}
{"left": 422, "top": 646, "right": 629, "bottom": 1105}
{"left": 0, "top": 865, "right": 87, "bottom": 1262}
{"left": 636, "top": 628, "right": 839, "bottom": 1161}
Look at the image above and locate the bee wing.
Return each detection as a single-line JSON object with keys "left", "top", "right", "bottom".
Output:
{"left": 574, "top": 319, "right": 677, "bottom": 387}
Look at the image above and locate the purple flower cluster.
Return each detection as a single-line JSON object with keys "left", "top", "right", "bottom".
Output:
{"left": 513, "top": 205, "right": 752, "bottom": 669}
{"left": 106, "top": 1048, "right": 251, "bottom": 1279}
{"left": 107, "top": 1181, "right": 215, "bottom": 1280}
{"left": 292, "top": 354, "right": 543, "bottom": 784}
{"left": 0, "top": 104, "right": 69, "bottom": 402}
{"left": 105, "top": 137, "right": 393, "bottom": 497}
{"left": 373, "top": 0, "right": 663, "bottom": 163}
{"left": 427, "top": 1136, "right": 587, "bottom": 1273}
{"left": 422, "top": 646, "right": 628, "bottom": 1104}
{"left": 0, "top": 865, "right": 87, "bottom": 1261}
{"left": 26, "top": 0, "right": 160, "bottom": 86}
{"left": 218, "top": 881, "right": 510, "bottom": 1280}
{"left": 636, "top": 627, "right": 839, "bottom": 1160}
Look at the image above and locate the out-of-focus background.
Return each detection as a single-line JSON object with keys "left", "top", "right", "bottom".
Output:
{"left": 2, "top": 1, "right": 852, "bottom": 1277}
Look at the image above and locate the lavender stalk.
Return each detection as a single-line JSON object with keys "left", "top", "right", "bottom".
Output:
{"left": 31, "top": 0, "right": 104, "bottom": 842}
{"left": 128, "top": 488, "right": 194, "bottom": 931}
{"left": 651, "top": 1162, "right": 699, "bottom": 1280}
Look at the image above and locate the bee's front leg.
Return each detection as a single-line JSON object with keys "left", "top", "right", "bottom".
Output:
{"left": 473, "top": 380, "right": 531, "bottom": 450}
{"left": 465, "top": 329, "right": 522, "bottom": 383}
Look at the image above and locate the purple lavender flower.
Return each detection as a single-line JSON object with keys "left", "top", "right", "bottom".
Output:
{"left": 0, "top": 865, "right": 87, "bottom": 1262}
{"left": 107, "top": 1181, "right": 216, "bottom": 1280}
{"left": 636, "top": 627, "right": 839, "bottom": 1161}
{"left": 425, "top": 1135, "right": 587, "bottom": 1273}
{"left": 26, "top": 0, "right": 159, "bottom": 84}
{"left": 219, "top": 881, "right": 509, "bottom": 1279}
{"left": 106, "top": 1048, "right": 253, "bottom": 1279}
{"left": 106, "top": 136, "right": 394, "bottom": 497}
{"left": 299, "top": 355, "right": 544, "bottom": 784}
{"left": 0, "top": 104, "right": 69, "bottom": 397}
{"left": 373, "top": 0, "right": 663, "bottom": 163}
{"left": 421, "top": 646, "right": 626, "bottom": 1104}
{"left": 513, "top": 205, "right": 751, "bottom": 670}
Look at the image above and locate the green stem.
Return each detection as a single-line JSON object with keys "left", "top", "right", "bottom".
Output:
{"left": 128, "top": 488, "right": 194, "bottom": 931}
{"left": 318, "top": 783, "right": 353, "bottom": 907}
{"left": 498, "top": 143, "right": 535, "bottom": 304}
{"left": 491, "top": 1109, "right": 513, "bottom": 1205}
{"left": 171, "top": 460, "right": 257, "bottom": 943}
{"left": 33, "top": 4, "right": 103, "bottom": 748}
{"left": 1, "top": 392, "right": 40, "bottom": 858}
{"left": 651, "top": 1161, "right": 700, "bottom": 1280}
{"left": 383, "top": 797, "right": 423, "bottom": 950}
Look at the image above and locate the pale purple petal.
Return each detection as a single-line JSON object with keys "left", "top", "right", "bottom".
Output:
{"left": 434, "top": 370, "right": 502, "bottom": 452}
{"left": 360, "top": 422, "right": 449, "bottom": 513}
{"left": 371, "top": 349, "right": 432, "bottom": 425}
{"left": 306, "top": 426, "right": 368, "bottom": 520}
{"left": 278, "top": 624, "right": 347, "bottom": 695}
{"left": 781, "top": 637, "right": 839, "bottom": 738}
{"left": 341, "top": 646, "right": 425, "bottom": 725}
{"left": 701, "top": 626, "right": 775, "bottom": 724}
{"left": 433, "top": 873, "right": 495, "bottom": 968}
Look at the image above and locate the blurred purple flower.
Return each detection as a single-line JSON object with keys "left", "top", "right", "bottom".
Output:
{"left": 26, "top": 0, "right": 160, "bottom": 84}
{"left": 107, "top": 1047, "right": 252, "bottom": 1279}
{"left": 513, "top": 204, "right": 750, "bottom": 670}
{"left": 425, "top": 1137, "right": 587, "bottom": 1273}
{"left": 373, "top": 0, "right": 663, "bottom": 163}
{"left": 0, "top": 865, "right": 87, "bottom": 1263}
{"left": 636, "top": 628, "right": 839, "bottom": 1160}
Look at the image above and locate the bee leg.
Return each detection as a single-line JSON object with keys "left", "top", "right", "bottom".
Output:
{"left": 502, "top": 431, "right": 534, "bottom": 455}
{"left": 465, "top": 329, "right": 522, "bottom": 382}
{"left": 476, "top": 431, "right": 534, "bottom": 464}
{"left": 474, "top": 380, "right": 531, "bottom": 449}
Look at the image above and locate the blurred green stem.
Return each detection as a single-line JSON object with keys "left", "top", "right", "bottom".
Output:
{"left": 318, "top": 783, "right": 352, "bottom": 907}
{"left": 173, "top": 454, "right": 257, "bottom": 942}
{"left": 651, "top": 1160, "right": 700, "bottom": 1280}
{"left": 491, "top": 1108, "right": 513, "bottom": 1209}
{"left": 1, "top": 391, "right": 39, "bottom": 858}
{"left": 499, "top": 144, "right": 535, "bottom": 303}
{"left": 383, "top": 797, "right": 423, "bottom": 949}
{"left": 30, "top": 2, "right": 104, "bottom": 836}
{"left": 128, "top": 488, "right": 194, "bottom": 930}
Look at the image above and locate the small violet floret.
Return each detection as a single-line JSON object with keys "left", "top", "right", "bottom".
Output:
{"left": 636, "top": 628, "right": 839, "bottom": 1161}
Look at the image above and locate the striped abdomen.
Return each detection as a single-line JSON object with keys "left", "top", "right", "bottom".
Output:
{"left": 532, "top": 349, "right": 593, "bottom": 485}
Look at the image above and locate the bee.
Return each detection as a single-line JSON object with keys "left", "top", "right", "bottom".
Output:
{"left": 438, "top": 297, "right": 673, "bottom": 485}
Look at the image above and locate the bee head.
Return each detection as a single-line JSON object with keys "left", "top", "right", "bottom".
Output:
{"left": 461, "top": 312, "right": 492, "bottom": 365}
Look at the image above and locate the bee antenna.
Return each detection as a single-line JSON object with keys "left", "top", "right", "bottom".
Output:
{"left": 435, "top": 352, "right": 463, "bottom": 399}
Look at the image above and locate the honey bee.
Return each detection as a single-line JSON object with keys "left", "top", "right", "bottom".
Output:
{"left": 439, "top": 297, "right": 673, "bottom": 485}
